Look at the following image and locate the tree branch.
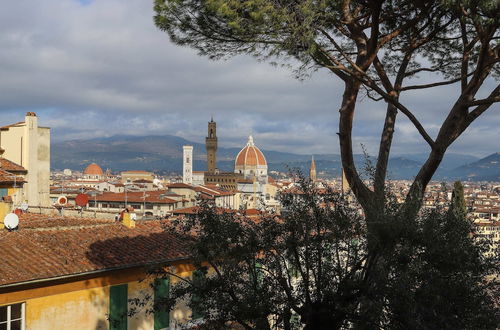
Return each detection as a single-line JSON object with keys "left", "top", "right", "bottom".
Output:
{"left": 466, "top": 94, "right": 500, "bottom": 107}
{"left": 467, "top": 85, "right": 500, "bottom": 123}
{"left": 401, "top": 76, "right": 464, "bottom": 91}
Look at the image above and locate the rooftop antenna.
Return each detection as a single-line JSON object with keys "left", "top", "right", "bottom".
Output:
{"left": 3, "top": 213, "right": 19, "bottom": 231}
{"left": 75, "top": 193, "right": 89, "bottom": 217}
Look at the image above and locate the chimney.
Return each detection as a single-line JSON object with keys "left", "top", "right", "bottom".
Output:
{"left": 122, "top": 208, "right": 135, "bottom": 228}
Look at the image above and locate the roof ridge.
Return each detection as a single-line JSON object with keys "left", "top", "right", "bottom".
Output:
{"left": 21, "top": 222, "right": 116, "bottom": 232}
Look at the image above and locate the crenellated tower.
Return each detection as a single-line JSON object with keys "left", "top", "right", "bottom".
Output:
{"left": 205, "top": 117, "right": 217, "bottom": 173}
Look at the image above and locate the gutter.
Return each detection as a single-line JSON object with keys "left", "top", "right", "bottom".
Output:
{"left": 0, "top": 256, "right": 191, "bottom": 290}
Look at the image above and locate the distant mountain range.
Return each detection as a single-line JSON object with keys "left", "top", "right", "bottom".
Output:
{"left": 51, "top": 135, "right": 500, "bottom": 181}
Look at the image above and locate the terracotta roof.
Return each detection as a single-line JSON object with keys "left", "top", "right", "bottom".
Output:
{"left": 122, "top": 170, "right": 152, "bottom": 174}
{"left": 195, "top": 185, "right": 236, "bottom": 197}
{"left": 94, "top": 191, "right": 178, "bottom": 204}
{"left": 83, "top": 163, "right": 104, "bottom": 175}
{"left": 0, "top": 217, "right": 191, "bottom": 287}
{"left": 172, "top": 206, "right": 236, "bottom": 215}
{"left": 475, "top": 221, "right": 500, "bottom": 227}
{"left": 237, "top": 179, "right": 254, "bottom": 184}
{"left": 172, "top": 206, "right": 199, "bottom": 215}
{"left": 235, "top": 136, "right": 267, "bottom": 167}
{"left": 0, "top": 158, "right": 27, "bottom": 173}
{"left": 0, "top": 121, "right": 25, "bottom": 129}
{"left": 0, "top": 169, "right": 25, "bottom": 184}
{"left": 168, "top": 183, "right": 195, "bottom": 189}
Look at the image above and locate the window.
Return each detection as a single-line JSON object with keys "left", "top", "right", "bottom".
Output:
{"left": 0, "top": 303, "right": 25, "bottom": 330}
{"left": 109, "top": 284, "right": 128, "bottom": 330}
{"left": 0, "top": 189, "right": 7, "bottom": 198}
{"left": 154, "top": 278, "right": 170, "bottom": 330}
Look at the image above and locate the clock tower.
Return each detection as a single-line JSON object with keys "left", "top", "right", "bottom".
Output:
{"left": 206, "top": 118, "right": 217, "bottom": 174}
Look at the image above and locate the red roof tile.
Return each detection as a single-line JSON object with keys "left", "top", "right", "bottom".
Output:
{"left": 168, "top": 183, "right": 194, "bottom": 189}
{"left": 0, "top": 217, "right": 191, "bottom": 287}
{"left": 0, "top": 158, "right": 27, "bottom": 173}
{"left": 0, "top": 121, "right": 25, "bottom": 129}
{"left": 94, "top": 191, "right": 179, "bottom": 204}
{"left": 0, "top": 169, "right": 25, "bottom": 184}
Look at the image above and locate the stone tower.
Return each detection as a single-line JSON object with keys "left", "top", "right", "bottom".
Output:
{"left": 309, "top": 155, "right": 317, "bottom": 182}
{"left": 0, "top": 112, "right": 50, "bottom": 207}
{"left": 183, "top": 145, "right": 193, "bottom": 184}
{"left": 205, "top": 118, "right": 217, "bottom": 174}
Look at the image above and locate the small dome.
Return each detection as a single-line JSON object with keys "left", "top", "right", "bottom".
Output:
{"left": 235, "top": 136, "right": 267, "bottom": 167}
{"left": 84, "top": 163, "right": 104, "bottom": 175}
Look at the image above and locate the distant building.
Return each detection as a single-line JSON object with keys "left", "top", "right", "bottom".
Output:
{"left": 198, "top": 118, "right": 279, "bottom": 209}
{"left": 0, "top": 112, "right": 50, "bottom": 207}
{"left": 83, "top": 163, "right": 105, "bottom": 180}
{"left": 234, "top": 135, "right": 268, "bottom": 184}
{"left": 309, "top": 155, "right": 317, "bottom": 183}
{"left": 183, "top": 145, "right": 193, "bottom": 184}
{"left": 206, "top": 117, "right": 217, "bottom": 174}
{"left": 192, "top": 171, "right": 205, "bottom": 186}
{"left": 203, "top": 119, "right": 243, "bottom": 189}
{"left": 121, "top": 170, "right": 154, "bottom": 184}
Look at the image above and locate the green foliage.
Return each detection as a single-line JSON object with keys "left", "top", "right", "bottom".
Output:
{"left": 449, "top": 181, "right": 467, "bottom": 217}
{"left": 153, "top": 176, "right": 498, "bottom": 329}
{"left": 154, "top": 0, "right": 499, "bottom": 79}
{"left": 151, "top": 1, "right": 499, "bottom": 327}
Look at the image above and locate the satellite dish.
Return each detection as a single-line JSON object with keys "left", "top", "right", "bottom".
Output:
{"left": 4, "top": 213, "right": 19, "bottom": 230}
{"left": 58, "top": 195, "right": 68, "bottom": 205}
{"left": 20, "top": 203, "right": 28, "bottom": 211}
{"left": 75, "top": 194, "right": 89, "bottom": 207}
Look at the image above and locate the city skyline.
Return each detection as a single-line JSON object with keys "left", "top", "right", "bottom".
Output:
{"left": 0, "top": 0, "right": 498, "bottom": 157}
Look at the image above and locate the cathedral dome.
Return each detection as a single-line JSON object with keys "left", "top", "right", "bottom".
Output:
{"left": 235, "top": 136, "right": 267, "bottom": 167}
{"left": 84, "top": 163, "right": 104, "bottom": 176}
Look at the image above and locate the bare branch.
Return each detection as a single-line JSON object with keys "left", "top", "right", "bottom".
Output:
{"left": 467, "top": 95, "right": 500, "bottom": 107}
{"left": 467, "top": 85, "right": 500, "bottom": 122}
{"left": 401, "top": 76, "right": 463, "bottom": 91}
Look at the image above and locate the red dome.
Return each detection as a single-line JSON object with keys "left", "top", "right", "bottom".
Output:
{"left": 84, "top": 163, "right": 104, "bottom": 175}
{"left": 235, "top": 136, "right": 267, "bottom": 167}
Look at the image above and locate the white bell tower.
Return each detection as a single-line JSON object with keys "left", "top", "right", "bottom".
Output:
{"left": 183, "top": 145, "right": 193, "bottom": 184}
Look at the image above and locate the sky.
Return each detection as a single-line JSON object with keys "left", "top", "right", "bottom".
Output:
{"left": 0, "top": 0, "right": 498, "bottom": 157}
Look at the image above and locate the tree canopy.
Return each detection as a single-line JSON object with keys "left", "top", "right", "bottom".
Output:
{"left": 152, "top": 2, "right": 499, "bottom": 328}
{"left": 152, "top": 179, "right": 498, "bottom": 329}
{"left": 154, "top": 0, "right": 499, "bottom": 216}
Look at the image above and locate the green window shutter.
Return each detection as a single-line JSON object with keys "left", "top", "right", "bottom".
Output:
{"left": 109, "top": 284, "right": 128, "bottom": 330}
{"left": 154, "top": 277, "right": 170, "bottom": 330}
{"left": 191, "top": 270, "right": 205, "bottom": 320}
{"left": 0, "top": 188, "right": 7, "bottom": 197}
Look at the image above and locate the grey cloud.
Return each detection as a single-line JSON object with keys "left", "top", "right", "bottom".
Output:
{"left": 0, "top": 0, "right": 497, "bottom": 158}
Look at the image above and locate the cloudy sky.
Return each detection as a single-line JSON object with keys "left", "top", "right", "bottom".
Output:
{"left": 0, "top": 0, "right": 498, "bottom": 157}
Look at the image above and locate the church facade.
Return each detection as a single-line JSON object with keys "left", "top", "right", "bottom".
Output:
{"left": 202, "top": 119, "right": 278, "bottom": 210}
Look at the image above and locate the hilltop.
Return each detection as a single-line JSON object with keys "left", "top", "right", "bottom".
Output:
{"left": 51, "top": 134, "right": 498, "bottom": 181}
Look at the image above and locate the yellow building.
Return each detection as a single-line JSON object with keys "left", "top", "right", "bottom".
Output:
{"left": 121, "top": 171, "right": 155, "bottom": 184}
{"left": 0, "top": 157, "right": 27, "bottom": 226}
{"left": 0, "top": 112, "right": 51, "bottom": 207}
{"left": 0, "top": 214, "right": 202, "bottom": 329}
